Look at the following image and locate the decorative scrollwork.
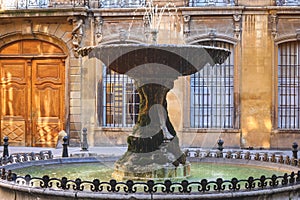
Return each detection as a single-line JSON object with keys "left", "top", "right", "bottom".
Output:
{"left": 68, "top": 16, "right": 84, "bottom": 58}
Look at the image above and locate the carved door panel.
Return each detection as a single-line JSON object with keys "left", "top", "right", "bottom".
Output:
{"left": 0, "top": 59, "right": 65, "bottom": 147}
{"left": 0, "top": 60, "right": 28, "bottom": 146}
{"left": 32, "top": 59, "right": 65, "bottom": 147}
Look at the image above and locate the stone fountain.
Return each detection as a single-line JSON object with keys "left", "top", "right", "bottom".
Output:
{"left": 79, "top": 2, "right": 230, "bottom": 180}
{"left": 83, "top": 44, "right": 230, "bottom": 180}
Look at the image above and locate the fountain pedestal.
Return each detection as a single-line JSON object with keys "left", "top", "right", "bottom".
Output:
{"left": 112, "top": 82, "right": 190, "bottom": 180}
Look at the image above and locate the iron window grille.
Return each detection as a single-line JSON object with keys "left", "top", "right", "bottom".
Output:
{"left": 100, "top": 65, "right": 139, "bottom": 127}
{"left": 190, "top": 41, "right": 234, "bottom": 128}
{"left": 278, "top": 42, "right": 300, "bottom": 129}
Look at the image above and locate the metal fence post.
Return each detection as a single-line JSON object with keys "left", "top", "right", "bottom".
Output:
{"left": 62, "top": 136, "right": 69, "bottom": 157}
{"left": 292, "top": 142, "right": 298, "bottom": 159}
{"left": 217, "top": 138, "right": 224, "bottom": 152}
{"left": 81, "top": 127, "right": 88, "bottom": 151}
{"left": 3, "top": 136, "right": 9, "bottom": 157}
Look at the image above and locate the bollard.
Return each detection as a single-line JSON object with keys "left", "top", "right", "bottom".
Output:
{"left": 3, "top": 136, "right": 9, "bottom": 157}
{"left": 62, "top": 136, "right": 69, "bottom": 157}
{"left": 81, "top": 127, "right": 88, "bottom": 151}
{"left": 292, "top": 142, "right": 298, "bottom": 159}
{"left": 217, "top": 138, "right": 224, "bottom": 152}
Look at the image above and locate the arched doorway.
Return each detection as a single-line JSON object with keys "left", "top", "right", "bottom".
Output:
{"left": 0, "top": 40, "right": 66, "bottom": 147}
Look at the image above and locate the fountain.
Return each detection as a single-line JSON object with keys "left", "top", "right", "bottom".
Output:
{"left": 78, "top": 0, "right": 231, "bottom": 180}
{"left": 85, "top": 44, "right": 230, "bottom": 180}
{"left": 1, "top": 2, "right": 300, "bottom": 200}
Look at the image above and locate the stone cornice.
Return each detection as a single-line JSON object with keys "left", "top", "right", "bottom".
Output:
{"left": 2, "top": 6, "right": 300, "bottom": 19}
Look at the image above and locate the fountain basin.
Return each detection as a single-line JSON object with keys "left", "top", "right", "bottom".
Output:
{"left": 87, "top": 44, "right": 230, "bottom": 76}
{"left": 11, "top": 158, "right": 292, "bottom": 182}
{"left": 1, "top": 151, "right": 300, "bottom": 200}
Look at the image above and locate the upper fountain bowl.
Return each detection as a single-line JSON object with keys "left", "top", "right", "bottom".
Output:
{"left": 86, "top": 44, "right": 231, "bottom": 77}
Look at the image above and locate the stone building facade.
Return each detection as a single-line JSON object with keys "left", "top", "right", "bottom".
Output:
{"left": 0, "top": 0, "right": 299, "bottom": 149}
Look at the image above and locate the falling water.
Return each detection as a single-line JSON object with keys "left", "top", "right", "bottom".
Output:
{"left": 143, "top": 0, "right": 180, "bottom": 44}
{"left": 127, "top": 0, "right": 181, "bottom": 44}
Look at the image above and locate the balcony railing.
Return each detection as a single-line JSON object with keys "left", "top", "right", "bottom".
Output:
{"left": 0, "top": 0, "right": 146, "bottom": 9}
{"left": 276, "top": 0, "right": 300, "bottom": 5}
{"left": 99, "top": 0, "right": 145, "bottom": 8}
{"left": 1, "top": 0, "right": 49, "bottom": 9}
{"left": 188, "top": 0, "right": 235, "bottom": 7}
{"left": 0, "top": 0, "right": 90, "bottom": 9}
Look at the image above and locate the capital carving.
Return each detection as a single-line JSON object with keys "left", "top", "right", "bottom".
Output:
{"left": 183, "top": 15, "right": 191, "bottom": 37}
{"left": 296, "top": 29, "right": 300, "bottom": 40}
{"left": 233, "top": 14, "right": 242, "bottom": 39}
{"left": 95, "top": 17, "right": 103, "bottom": 44}
{"left": 119, "top": 29, "right": 127, "bottom": 42}
{"left": 270, "top": 13, "right": 278, "bottom": 38}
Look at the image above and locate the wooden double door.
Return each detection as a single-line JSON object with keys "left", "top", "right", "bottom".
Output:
{"left": 0, "top": 58, "right": 65, "bottom": 147}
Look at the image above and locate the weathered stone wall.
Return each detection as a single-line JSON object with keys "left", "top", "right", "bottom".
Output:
{"left": 240, "top": 12, "right": 273, "bottom": 148}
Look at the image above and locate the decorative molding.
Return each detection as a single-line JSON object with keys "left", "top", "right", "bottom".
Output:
{"left": 68, "top": 16, "right": 84, "bottom": 58}
{"left": 183, "top": 15, "right": 191, "bottom": 38}
{"left": 274, "top": 33, "right": 300, "bottom": 45}
{"left": 143, "top": 15, "right": 151, "bottom": 43}
{"left": 185, "top": 33, "right": 238, "bottom": 45}
{"left": 119, "top": 29, "right": 127, "bottom": 42}
{"left": 208, "top": 29, "right": 217, "bottom": 39}
{"left": 296, "top": 29, "right": 300, "bottom": 41}
{"left": 270, "top": 13, "right": 278, "bottom": 38}
{"left": 233, "top": 14, "right": 242, "bottom": 39}
{"left": 95, "top": 17, "right": 103, "bottom": 45}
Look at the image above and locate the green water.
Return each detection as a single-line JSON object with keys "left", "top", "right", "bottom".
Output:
{"left": 13, "top": 162, "right": 289, "bottom": 182}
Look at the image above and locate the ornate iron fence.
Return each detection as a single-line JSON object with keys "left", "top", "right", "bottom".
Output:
{"left": 1, "top": 168, "right": 300, "bottom": 194}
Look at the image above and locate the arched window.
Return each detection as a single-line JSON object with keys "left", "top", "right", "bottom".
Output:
{"left": 190, "top": 41, "right": 234, "bottom": 128}
{"left": 277, "top": 41, "right": 300, "bottom": 129}
{"left": 99, "top": 65, "right": 139, "bottom": 127}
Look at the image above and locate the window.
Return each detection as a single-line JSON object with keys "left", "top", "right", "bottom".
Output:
{"left": 278, "top": 42, "right": 300, "bottom": 129}
{"left": 100, "top": 65, "right": 139, "bottom": 127}
{"left": 190, "top": 41, "right": 234, "bottom": 128}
